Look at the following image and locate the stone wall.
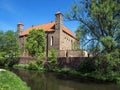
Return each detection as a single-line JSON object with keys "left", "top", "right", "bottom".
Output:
{"left": 60, "top": 31, "right": 76, "bottom": 50}
{"left": 19, "top": 36, "right": 27, "bottom": 56}
{"left": 18, "top": 56, "right": 93, "bottom": 70}
{"left": 18, "top": 56, "right": 36, "bottom": 64}
{"left": 57, "top": 57, "right": 93, "bottom": 70}
{"left": 47, "top": 32, "right": 59, "bottom": 50}
{"left": 57, "top": 50, "right": 84, "bottom": 57}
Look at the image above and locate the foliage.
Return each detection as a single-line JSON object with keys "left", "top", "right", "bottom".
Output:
{"left": 25, "top": 29, "right": 46, "bottom": 61}
{"left": 75, "top": 29, "right": 81, "bottom": 41}
{"left": 95, "top": 49, "right": 120, "bottom": 75}
{"left": 0, "top": 70, "right": 30, "bottom": 90}
{"left": 48, "top": 49, "right": 57, "bottom": 64}
{"left": 78, "top": 59, "right": 95, "bottom": 73}
{"left": 0, "top": 30, "right": 20, "bottom": 66}
{"left": 66, "top": 0, "right": 120, "bottom": 80}
{"left": 47, "top": 49, "right": 57, "bottom": 70}
{"left": 13, "top": 64, "right": 29, "bottom": 69}
{"left": 66, "top": 0, "right": 120, "bottom": 53}
{"left": 74, "top": 29, "right": 81, "bottom": 50}
{"left": 28, "top": 61, "right": 38, "bottom": 70}
{"left": 54, "top": 68, "right": 79, "bottom": 76}
{"left": 37, "top": 65, "right": 44, "bottom": 71}
{"left": 13, "top": 63, "right": 45, "bottom": 71}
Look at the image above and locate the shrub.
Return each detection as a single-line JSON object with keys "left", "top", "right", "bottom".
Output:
{"left": 48, "top": 49, "right": 57, "bottom": 63}
{"left": 95, "top": 49, "right": 120, "bottom": 75}
{"left": 28, "top": 61, "right": 38, "bottom": 70}
{"left": 13, "top": 64, "right": 29, "bottom": 69}
{"left": 47, "top": 49, "right": 57, "bottom": 70}
{"left": 38, "top": 65, "right": 44, "bottom": 71}
{"left": 0, "top": 52, "right": 6, "bottom": 66}
{"left": 78, "top": 59, "right": 95, "bottom": 73}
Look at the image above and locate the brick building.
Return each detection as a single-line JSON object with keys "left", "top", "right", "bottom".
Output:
{"left": 17, "top": 12, "right": 80, "bottom": 57}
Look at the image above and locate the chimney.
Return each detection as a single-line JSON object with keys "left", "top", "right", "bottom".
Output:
{"left": 17, "top": 22, "right": 24, "bottom": 35}
{"left": 55, "top": 11, "right": 63, "bottom": 30}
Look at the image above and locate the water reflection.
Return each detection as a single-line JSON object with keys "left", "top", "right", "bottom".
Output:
{"left": 12, "top": 69, "right": 120, "bottom": 90}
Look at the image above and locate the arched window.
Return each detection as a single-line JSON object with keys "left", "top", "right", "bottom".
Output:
{"left": 50, "top": 36, "right": 54, "bottom": 46}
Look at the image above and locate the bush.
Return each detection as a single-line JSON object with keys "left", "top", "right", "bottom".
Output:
{"left": 78, "top": 59, "right": 95, "bottom": 73}
{"left": 95, "top": 49, "right": 120, "bottom": 75}
{"left": 13, "top": 64, "right": 29, "bottom": 69}
{"left": 38, "top": 65, "right": 45, "bottom": 71}
{"left": 28, "top": 61, "right": 38, "bottom": 70}
{"left": 47, "top": 49, "right": 57, "bottom": 70}
{"left": 0, "top": 70, "right": 30, "bottom": 90}
{"left": 0, "top": 30, "right": 20, "bottom": 67}
{"left": 0, "top": 52, "right": 19, "bottom": 67}
{"left": 0, "top": 52, "right": 6, "bottom": 66}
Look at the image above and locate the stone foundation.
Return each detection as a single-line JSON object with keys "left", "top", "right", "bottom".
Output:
{"left": 57, "top": 57, "right": 93, "bottom": 70}
{"left": 18, "top": 56, "right": 36, "bottom": 64}
{"left": 57, "top": 50, "right": 84, "bottom": 57}
{"left": 18, "top": 56, "right": 93, "bottom": 70}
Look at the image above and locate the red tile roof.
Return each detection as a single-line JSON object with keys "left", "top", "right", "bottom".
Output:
{"left": 20, "top": 22, "right": 75, "bottom": 38}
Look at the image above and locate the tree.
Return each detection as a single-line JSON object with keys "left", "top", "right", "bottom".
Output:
{"left": 25, "top": 29, "right": 46, "bottom": 61}
{"left": 66, "top": 0, "right": 120, "bottom": 77}
{"left": 48, "top": 49, "right": 57, "bottom": 70}
{"left": 0, "top": 30, "right": 20, "bottom": 66}
{"left": 74, "top": 29, "right": 81, "bottom": 50}
{"left": 66, "top": 0, "right": 120, "bottom": 53}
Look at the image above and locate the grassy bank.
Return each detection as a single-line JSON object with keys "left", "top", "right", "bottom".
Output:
{"left": 13, "top": 63, "right": 120, "bottom": 84}
{"left": 0, "top": 69, "right": 30, "bottom": 90}
{"left": 54, "top": 68, "right": 120, "bottom": 84}
{"left": 13, "top": 63, "right": 45, "bottom": 71}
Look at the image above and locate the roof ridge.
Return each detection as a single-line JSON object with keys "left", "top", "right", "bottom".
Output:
{"left": 33, "top": 21, "right": 55, "bottom": 27}
{"left": 62, "top": 25, "right": 74, "bottom": 34}
{"left": 20, "top": 21, "right": 76, "bottom": 39}
{"left": 23, "top": 21, "right": 55, "bottom": 31}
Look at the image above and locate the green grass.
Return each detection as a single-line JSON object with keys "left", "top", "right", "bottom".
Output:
{"left": 0, "top": 69, "right": 30, "bottom": 90}
{"left": 13, "top": 63, "right": 45, "bottom": 71}
{"left": 13, "top": 64, "right": 29, "bottom": 69}
{"left": 54, "top": 68, "right": 120, "bottom": 84}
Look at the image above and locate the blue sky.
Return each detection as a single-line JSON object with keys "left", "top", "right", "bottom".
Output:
{"left": 0, "top": 0, "right": 79, "bottom": 34}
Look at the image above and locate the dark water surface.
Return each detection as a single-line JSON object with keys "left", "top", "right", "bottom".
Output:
{"left": 11, "top": 69, "right": 120, "bottom": 90}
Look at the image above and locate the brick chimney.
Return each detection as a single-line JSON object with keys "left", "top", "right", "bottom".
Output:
{"left": 55, "top": 11, "right": 63, "bottom": 31}
{"left": 17, "top": 22, "right": 24, "bottom": 36}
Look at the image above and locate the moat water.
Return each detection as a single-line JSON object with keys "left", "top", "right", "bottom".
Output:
{"left": 11, "top": 69, "right": 120, "bottom": 90}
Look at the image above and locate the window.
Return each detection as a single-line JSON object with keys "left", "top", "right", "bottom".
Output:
{"left": 71, "top": 40, "right": 73, "bottom": 50}
{"left": 50, "top": 36, "right": 54, "bottom": 46}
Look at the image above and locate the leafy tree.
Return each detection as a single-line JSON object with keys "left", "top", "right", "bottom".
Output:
{"left": 95, "top": 49, "right": 120, "bottom": 74}
{"left": 74, "top": 29, "right": 80, "bottom": 50}
{"left": 0, "top": 31, "right": 4, "bottom": 49}
{"left": 66, "top": 0, "right": 120, "bottom": 53}
{"left": 44, "top": 49, "right": 57, "bottom": 70}
{"left": 66, "top": 0, "right": 120, "bottom": 77}
{"left": 0, "top": 30, "right": 20, "bottom": 66}
{"left": 25, "top": 29, "right": 46, "bottom": 61}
